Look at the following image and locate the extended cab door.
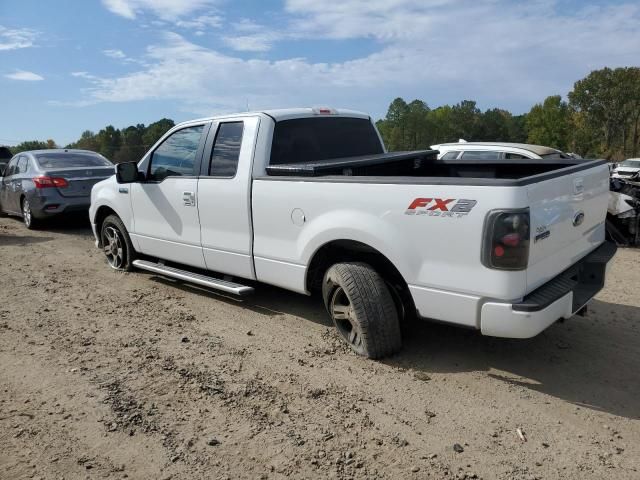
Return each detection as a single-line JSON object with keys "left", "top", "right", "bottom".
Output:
{"left": 130, "top": 123, "right": 210, "bottom": 269}
{"left": 197, "top": 117, "right": 259, "bottom": 279}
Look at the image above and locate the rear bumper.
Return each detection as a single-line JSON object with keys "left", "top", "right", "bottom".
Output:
{"left": 480, "top": 241, "right": 617, "bottom": 338}
{"left": 29, "top": 193, "right": 91, "bottom": 219}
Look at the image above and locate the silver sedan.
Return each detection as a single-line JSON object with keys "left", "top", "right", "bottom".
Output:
{"left": 0, "top": 149, "right": 114, "bottom": 229}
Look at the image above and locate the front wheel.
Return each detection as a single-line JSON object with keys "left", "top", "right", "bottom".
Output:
{"left": 100, "top": 214, "right": 136, "bottom": 271}
{"left": 322, "top": 262, "right": 402, "bottom": 359}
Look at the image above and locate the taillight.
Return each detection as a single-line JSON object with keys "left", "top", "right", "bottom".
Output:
{"left": 33, "top": 176, "right": 69, "bottom": 188}
{"left": 482, "top": 209, "right": 530, "bottom": 270}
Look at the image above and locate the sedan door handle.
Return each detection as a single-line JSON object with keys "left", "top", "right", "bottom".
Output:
{"left": 183, "top": 191, "right": 196, "bottom": 206}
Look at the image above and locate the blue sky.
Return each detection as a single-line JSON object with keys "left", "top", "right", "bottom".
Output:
{"left": 1, "top": 0, "right": 639, "bottom": 147}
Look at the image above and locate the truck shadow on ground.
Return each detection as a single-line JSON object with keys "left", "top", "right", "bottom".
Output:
{"left": 387, "top": 299, "right": 640, "bottom": 420}
{"left": 150, "top": 277, "right": 640, "bottom": 420}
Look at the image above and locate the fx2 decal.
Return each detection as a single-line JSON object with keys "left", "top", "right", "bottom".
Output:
{"left": 405, "top": 198, "right": 478, "bottom": 218}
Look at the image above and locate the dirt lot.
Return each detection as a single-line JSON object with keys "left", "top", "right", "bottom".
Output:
{"left": 0, "top": 216, "right": 639, "bottom": 480}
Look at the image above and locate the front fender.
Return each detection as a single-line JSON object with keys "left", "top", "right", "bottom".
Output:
{"left": 90, "top": 176, "right": 135, "bottom": 244}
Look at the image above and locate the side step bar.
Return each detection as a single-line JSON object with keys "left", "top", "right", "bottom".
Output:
{"left": 132, "top": 260, "right": 254, "bottom": 296}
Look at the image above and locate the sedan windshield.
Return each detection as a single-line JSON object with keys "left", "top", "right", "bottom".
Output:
{"left": 620, "top": 160, "right": 640, "bottom": 168}
{"left": 36, "top": 153, "right": 112, "bottom": 168}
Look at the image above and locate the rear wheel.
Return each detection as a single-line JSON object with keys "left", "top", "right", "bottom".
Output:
{"left": 101, "top": 214, "right": 136, "bottom": 271}
{"left": 322, "top": 262, "right": 402, "bottom": 359}
{"left": 21, "top": 198, "right": 38, "bottom": 230}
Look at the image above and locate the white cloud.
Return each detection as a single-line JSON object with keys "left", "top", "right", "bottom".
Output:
{"left": 0, "top": 25, "right": 38, "bottom": 51}
{"left": 5, "top": 70, "right": 44, "bottom": 81}
{"left": 103, "top": 49, "right": 127, "bottom": 59}
{"left": 222, "top": 19, "right": 283, "bottom": 52}
{"left": 69, "top": 1, "right": 640, "bottom": 116}
{"left": 222, "top": 34, "right": 274, "bottom": 52}
{"left": 175, "top": 14, "right": 223, "bottom": 30}
{"left": 101, "top": 0, "right": 219, "bottom": 21}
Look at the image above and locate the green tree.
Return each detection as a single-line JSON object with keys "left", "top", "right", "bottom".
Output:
{"left": 568, "top": 67, "right": 640, "bottom": 159}
{"left": 96, "top": 125, "right": 122, "bottom": 160}
{"left": 526, "top": 95, "right": 570, "bottom": 150}
{"left": 11, "top": 140, "right": 52, "bottom": 153}
{"left": 142, "top": 118, "right": 175, "bottom": 149}
{"left": 68, "top": 130, "right": 100, "bottom": 152}
{"left": 478, "top": 109, "right": 512, "bottom": 141}
{"left": 114, "top": 124, "right": 146, "bottom": 163}
{"left": 450, "top": 100, "right": 482, "bottom": 140}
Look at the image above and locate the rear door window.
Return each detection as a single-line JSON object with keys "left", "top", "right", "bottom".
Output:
{"left": 17, "top": 156, "right": 29, "bottom": 174}
{"left": 505, "top": 152, "right": 529, "bottom": 159}
{"left": 208, "top": 122, "right": 244, "bottom": 177}
{"left": 441, "top": 151, "right": 461, "bottom": 160}
{"left": 148, "top": 125, "right": 205, "bottom": 181}
{"left": 460, "top": 150, "right": 502, "bottom": 160}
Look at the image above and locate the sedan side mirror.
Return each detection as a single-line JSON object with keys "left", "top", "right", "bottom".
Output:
{"left": 116, "top": 162, "right": 141, "bottom": 183}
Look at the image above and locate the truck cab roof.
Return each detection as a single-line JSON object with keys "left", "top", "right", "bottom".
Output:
{"left": 176, "top": 107, "right": 370, "bottom": 127}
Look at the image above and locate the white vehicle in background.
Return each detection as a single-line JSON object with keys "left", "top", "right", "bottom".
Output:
{"left": 611, "top": 158, "right": 640, "bottom": 179}
{"left": 431, "top": 141, "right": 572, "bottom": 160}
{"left": 90, "top": 107, "right": 616, "bottom": 359}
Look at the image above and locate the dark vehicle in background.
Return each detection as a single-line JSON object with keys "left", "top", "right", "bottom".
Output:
{"left": 0, "top": 149, "right": 114, "bottom": 229}
{"left": 0, "top": 146, "right": 12, "bottom": 175}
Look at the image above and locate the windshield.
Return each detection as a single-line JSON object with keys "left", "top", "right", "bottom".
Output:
{"left": 36, "top": 153, "right": 112, "bottom": 168}
{"left": 270, "top": 117, "right": 383, "bottom": 165}
{"left": 620, "top": 159, "right": 640, "bottom": 168}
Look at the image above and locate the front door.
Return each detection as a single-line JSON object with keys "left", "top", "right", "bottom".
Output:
{"left": 0, "top": 157, "right": 19, "bottom": 214}
{"left": 130, "top": 123, "right": 209, "bottom": 268}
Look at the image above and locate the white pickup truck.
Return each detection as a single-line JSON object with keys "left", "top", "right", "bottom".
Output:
{"left": 90, "top": 107, "right": 616, "bottom": 358}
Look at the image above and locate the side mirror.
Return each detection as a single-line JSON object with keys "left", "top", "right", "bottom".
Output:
{"left": 116, "top": 162, "right": 140, "bottom": 183}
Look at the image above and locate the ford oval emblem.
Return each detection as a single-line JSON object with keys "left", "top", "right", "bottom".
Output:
{"left": 573, "top": 211, "right": 585, "bottom": 227}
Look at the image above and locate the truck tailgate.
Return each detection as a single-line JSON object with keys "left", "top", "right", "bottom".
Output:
{"left": 526, "top": 163, "right": 610, "bottom": 293}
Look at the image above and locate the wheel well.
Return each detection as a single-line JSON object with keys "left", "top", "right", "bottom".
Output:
{"left": 306, "top": 240, "right": 414, "bottom": 317}
{"left": 94, "top": 206, "right": 117, "bottom": 245}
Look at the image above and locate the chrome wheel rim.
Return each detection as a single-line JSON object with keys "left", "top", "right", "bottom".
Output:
{"left": 329, "top": 287, "right": 364, "bottom": 353}
{"left": 22, "top": 199, "right": 31, "bottom": 227}
{"left": 103, "top": 226, "right": 125, "bottom": 269}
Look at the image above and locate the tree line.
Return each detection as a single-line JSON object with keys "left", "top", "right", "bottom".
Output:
{"left": 377, "top": 67, "right": 640, "bottom": 160}
{"left": 7, "top": 67, "right": 640, "bottom": 161}
{"left": 9, "top": 118, "right": 175, "bottom": 163}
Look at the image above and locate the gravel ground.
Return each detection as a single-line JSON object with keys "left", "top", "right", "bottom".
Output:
{"left": 0, "top": 215, "right": 639, "bottom": 480}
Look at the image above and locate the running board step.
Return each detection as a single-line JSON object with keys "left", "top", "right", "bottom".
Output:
{"left": 132, "top": 260, "right": 254, "bottom": 296}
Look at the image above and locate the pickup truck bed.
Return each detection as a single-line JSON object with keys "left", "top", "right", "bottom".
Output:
{"left": 266, "top": 149, "right": 605, "bottom": 184}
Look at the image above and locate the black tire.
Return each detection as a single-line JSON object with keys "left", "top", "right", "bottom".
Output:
{"left": 21, "top": 197, "right": 38, "bottom": 230}
{"left": 322, "top": 262, "right": 402, "bottom": 359}
{"left": 100, "top": 214, "right": 136, "bottom": 271}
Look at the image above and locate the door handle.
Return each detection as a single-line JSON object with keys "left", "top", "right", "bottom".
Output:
{"left": 182, "top": 191, "right": 196, "bottom": 206}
